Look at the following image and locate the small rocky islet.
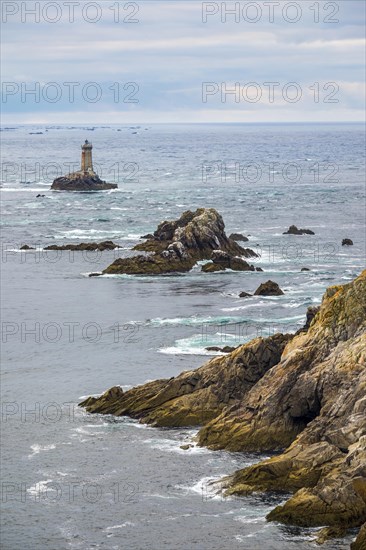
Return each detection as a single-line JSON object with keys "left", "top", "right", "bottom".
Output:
{"left": 80, "top": 269, "right": 366, "bottom": 547}
{"left": 100, "top": 207, "right": 259, "bottom": 275}
{"left": 51, "top": 141, "right": 117, "bottom": 191}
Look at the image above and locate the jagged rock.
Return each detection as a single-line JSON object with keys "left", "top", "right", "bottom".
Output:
{"left": 239, "top": 291, "right": 252, "bottom": 298}
{"left": 229, "top": 233, "right": 249, "bottom": 242}
{"left": 351, "top": 522, "right": 366, "bottom": 549}
{"left": 44, "top": 240, "right": 121, "bottom": 251}
{"left": 284, "top": 225, "right": 315, "bottom": 235}
{"left": 20, "top": 245, "right": 35, "bottom": 250}
{"left": 342, "top": 239, "right": 354, "bottom": 246}
{"left": 301, "top": 267, "right": 311, "bottom": 271}
{"left": 51, "top": 172, "right": 117, "bottom": 191}
{"left": 141, "top": 233, "right": 154, "bottom": 239}
{"left": 79, "top": 333, "right": 291, "bottom": 427}
{"left": 254, "top": 280, "right": 284, "bottom": 296}
{"left": 256, "top": 267, "right": 264, "bottom": 272}
{"left": 104, "top": 209, "right": 258, "bottom": 275}
{"left": 295, "top": 306, "right": 320, "bottom": 334}
{"left": 180, "top": 444, "right": 193, "bottom": 450}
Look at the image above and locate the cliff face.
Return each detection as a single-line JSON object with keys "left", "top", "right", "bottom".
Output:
{"left": 198, "top": 271, "right": 366, "bottom": 452}
{"left": 201, "top": 270, "right": 366, "bottom": 536}
{"left": 102, "top": 208, "right": 258, "bottom": 275}
{"left": 79, "top": 270, "right": 366, "bottom": 543}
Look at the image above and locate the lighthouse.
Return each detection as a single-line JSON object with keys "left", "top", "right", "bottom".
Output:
{"left": 81, "top": 140, "right": 93, "bottom": 173}
{"left": 51, "top": 140, "right": 117, "bottom": 190}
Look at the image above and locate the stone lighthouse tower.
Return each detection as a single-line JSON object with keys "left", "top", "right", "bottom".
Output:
{"left": 81, "top": 140, "right": 93, "bottom": 173}
{"left": 51, "top": 139, "right": 117, "bottom": 190}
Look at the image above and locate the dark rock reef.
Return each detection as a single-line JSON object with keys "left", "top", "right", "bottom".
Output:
{"left": 254, "top": 280, "right": 284, "bottom": 296}
{"left": 342, "top": 238, "right": 354, "bottom": 246}
{"left": 80, "top": 270, "right": 366, "bottom": 545}
{"left": 201, "top": 250, "right": 258, "bottom": 273}
{"left": 283, "top": 225, "right": 315, "bottom": 235}
{"left": 44, "top": 240, "right": 121, "bottom": 251}
{"left": 103, "top": 208, "right": 258, "bottom": 275}
{"left": 229, "top": 233, "right": 249, "bottom": 242}
{"left": 51, "top": 172, "right": 117, "bottom": 191}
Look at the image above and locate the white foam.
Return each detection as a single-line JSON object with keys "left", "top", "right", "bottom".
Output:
{"left": 104, "top": 522, "right": 135, "bottom": 531}
{"left": 28, "top": 444, "right": 56, "bottom": 458}
{"left": 179, "top": 476, "right": 226, "bottom": 500}
{"left": 27, "top": 479, "right": 55, "bottom": 496}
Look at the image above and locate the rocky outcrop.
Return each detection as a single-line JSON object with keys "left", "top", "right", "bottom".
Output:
{"left": 254, "top": 280, "right": 284, "bottom": 296}
{"left": 80, "top": 270, "right": 366, "bottom": 545}
{"left": 198, "top": 271, "right": 366, "bottom": 542}
{"left": 283, "top": 225, "right": 315, "bottom": 235}
{"left": 20, "top": 245, "right": 35, "bottom": 250}
{"left": 229, "top": 233, "right": 249, "bottom": 242}
{"left": 342, "top": 238, "right": 354, "bottom": 246}
{"left": 80, "top": 333, "right": 291, "bottom": 427}
{"left": 51, "top": 171, "right": 117, "bottom": 191}
{"left": 103, "top": 209, "right": 258, "bottom": 275}
{"left": 201, "top": 250, "right": 257, "bottom": 273}
{"left": 295, "top": 305, "right": 320, "bottom": 334}
{"left": 44, "top": 241, "right": 121, "bottom": 251}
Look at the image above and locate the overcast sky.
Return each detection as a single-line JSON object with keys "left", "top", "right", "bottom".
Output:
{"left": 2, "top": 0, "right": 365, "bottom": 123}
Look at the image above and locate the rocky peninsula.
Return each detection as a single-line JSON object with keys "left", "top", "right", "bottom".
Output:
{"left": 100, "top": 208, "right": 258, "bottom": 275}
{"left": 80, "top": 270, "right": 366, "bottom": 545}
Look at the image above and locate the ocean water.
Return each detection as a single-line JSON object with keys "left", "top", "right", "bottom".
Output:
{"left": 1, "top": 123, "right": 365, "bottom": 550}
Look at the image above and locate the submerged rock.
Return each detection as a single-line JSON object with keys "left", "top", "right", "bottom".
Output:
{"left": 254, "top": 280, "right": 284, "bottom": 296}
{"left": 284, "top": 225, "right": 315, "bottom": 235}
{"left": 239, "top": 291, "right": 252, "bottom": 298}
{"left": 103, "top": 208, "right": 258, "bottom": 275}
{"left": 342, "top": 238, "right": 354, "bottom": 246}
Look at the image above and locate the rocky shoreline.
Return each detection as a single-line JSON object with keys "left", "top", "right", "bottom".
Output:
{"left": 80, "top": 270, "right": 366, "bottom": 546}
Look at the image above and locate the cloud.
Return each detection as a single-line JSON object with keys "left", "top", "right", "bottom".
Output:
{"left": 1, "top": 0, "right": 365, "bottom": 122}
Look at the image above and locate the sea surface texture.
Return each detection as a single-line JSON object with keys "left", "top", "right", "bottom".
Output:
{"left": 1, "top": 123, "right": 365, "bottom": 549}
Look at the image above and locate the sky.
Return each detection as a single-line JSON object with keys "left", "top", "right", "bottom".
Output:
{"left": 1, "top": 0, "right": 365, "bottom": 123}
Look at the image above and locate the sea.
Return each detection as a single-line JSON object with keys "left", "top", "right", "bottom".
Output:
{"left": 1, "top": 123, "right": 365, "bottom": 550}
